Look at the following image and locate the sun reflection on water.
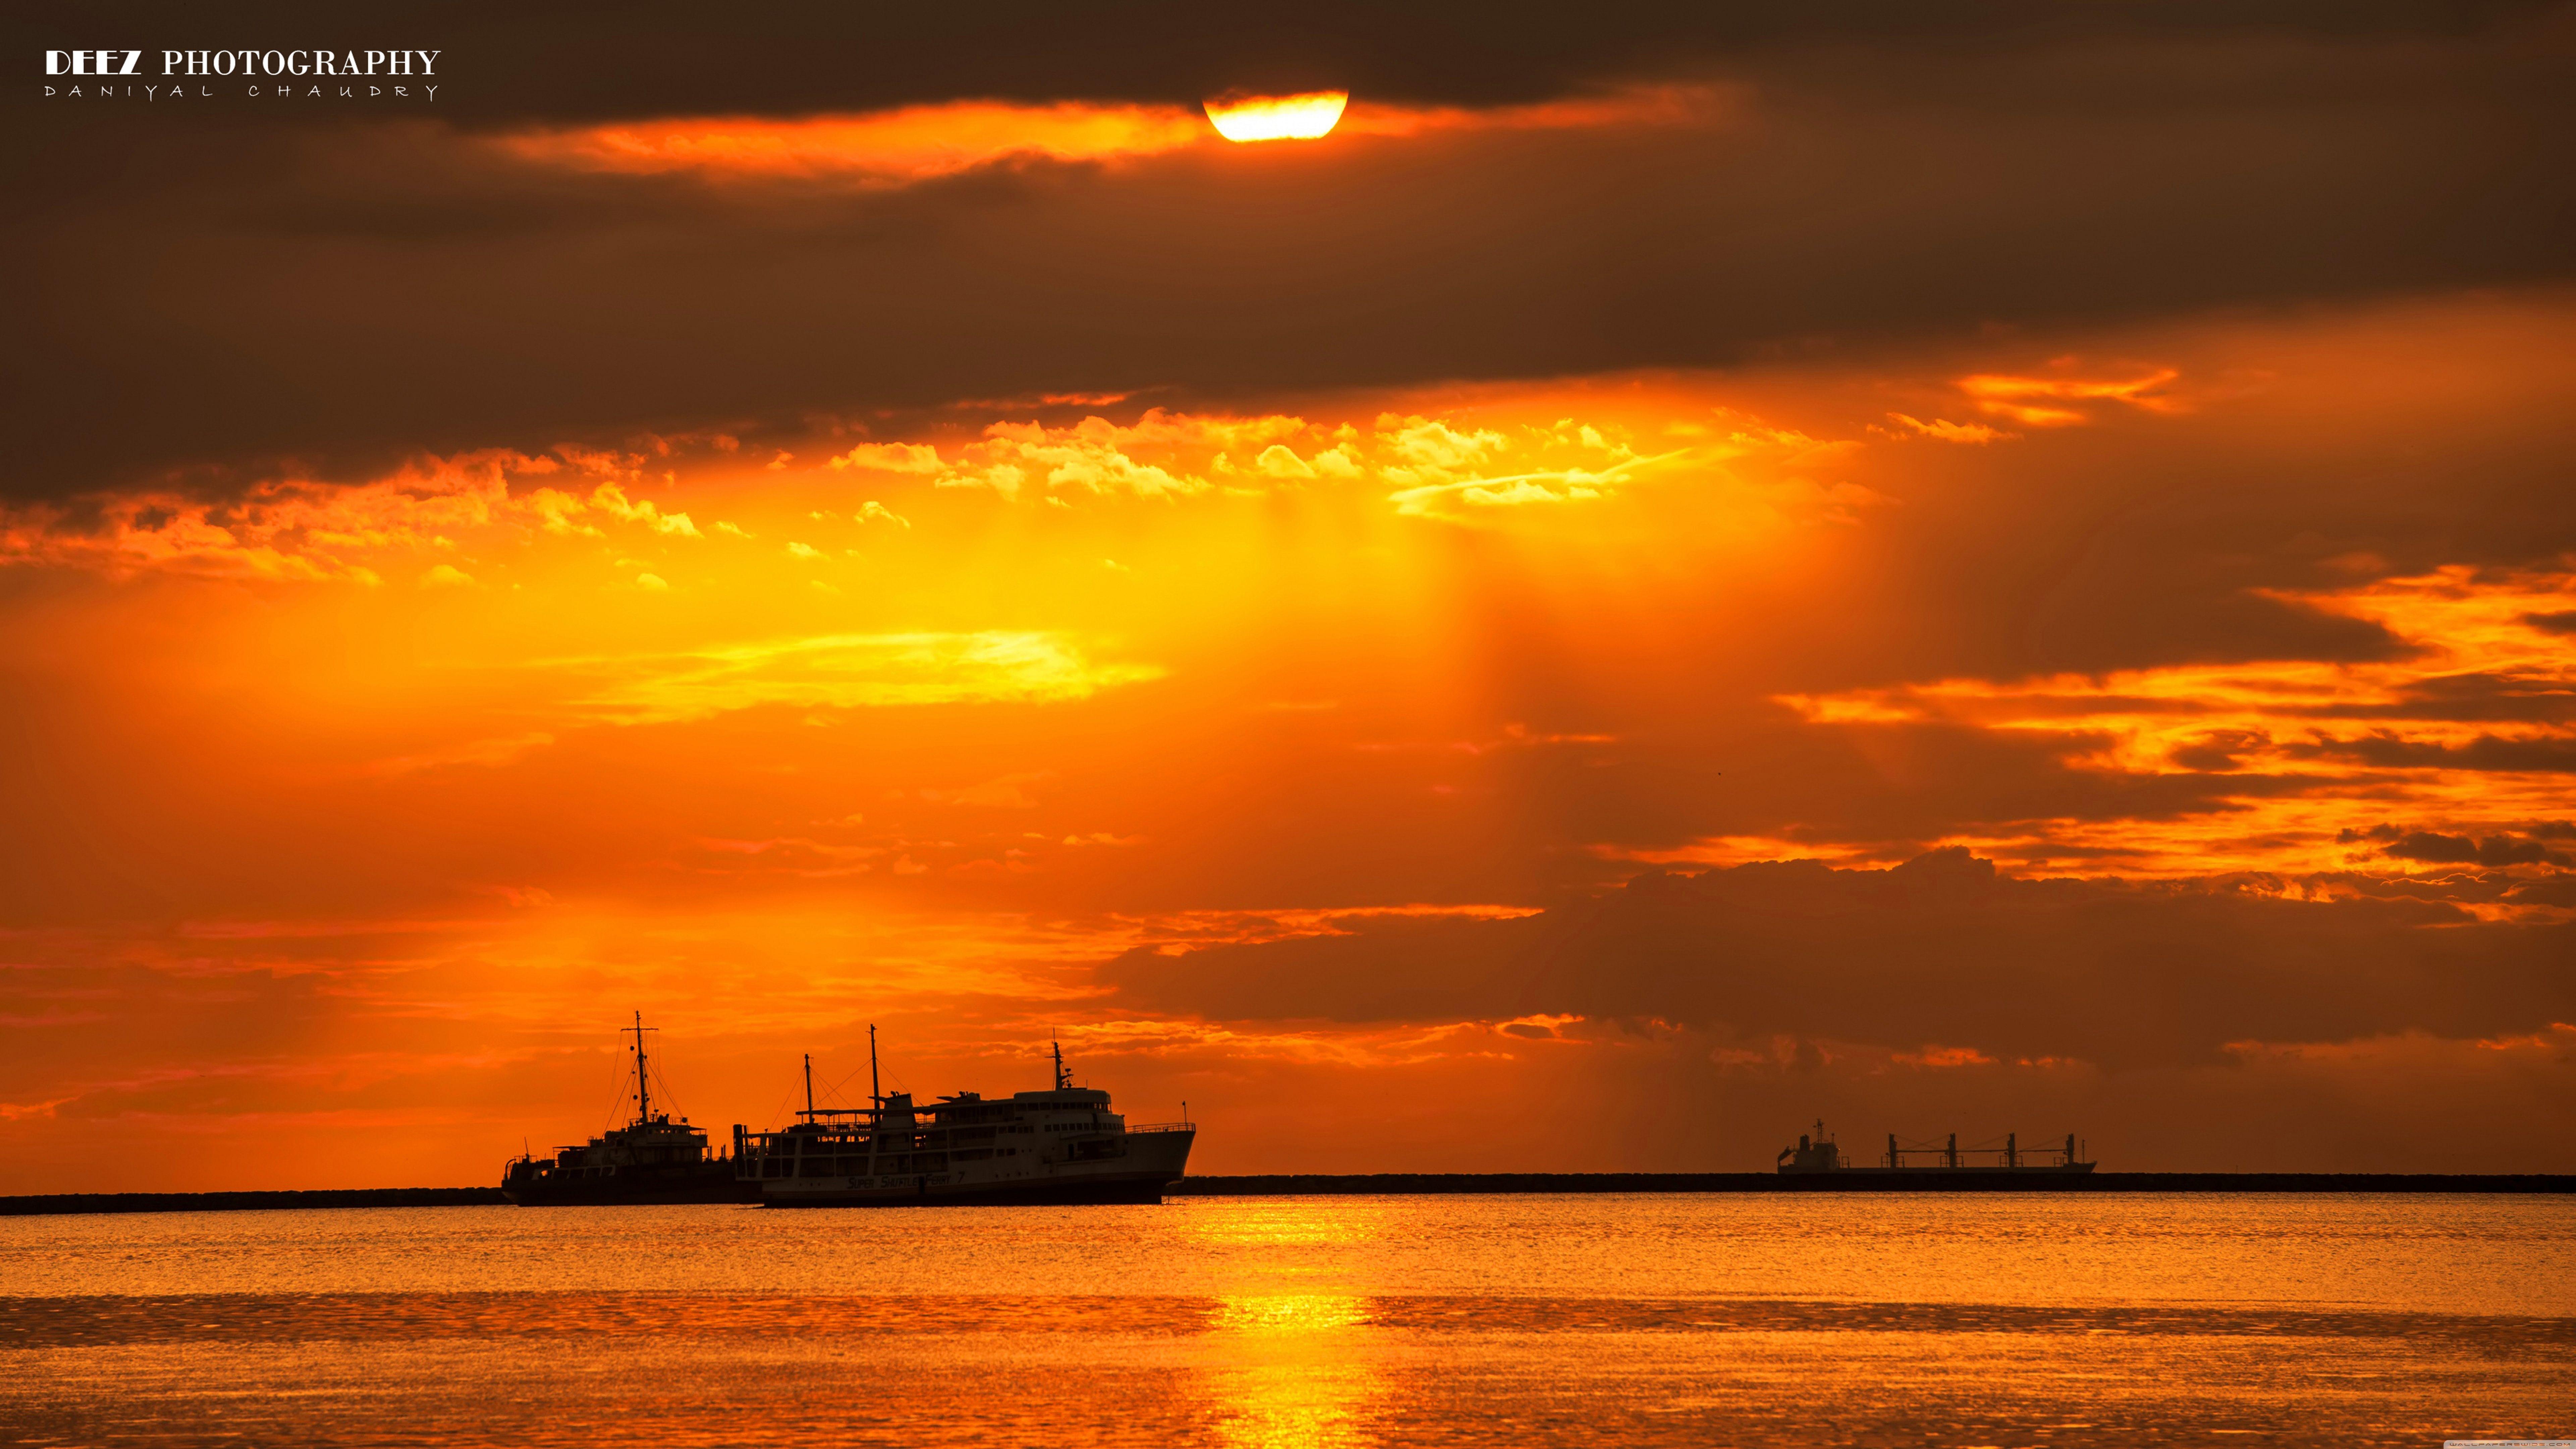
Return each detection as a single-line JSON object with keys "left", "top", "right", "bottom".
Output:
{"left": 1180, "top": 1199, "right": 1396, "bottom": 1251}
{"left": 1212, "top": 1294, "right": 1373, "bottom": 1334}
{"left": 1208, "top": 1294, "right": 1383, "bottom": 1448}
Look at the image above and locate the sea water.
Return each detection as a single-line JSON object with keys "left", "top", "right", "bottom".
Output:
{"left": 4, "top": 1194, "right": 2571, "bottom": 1446}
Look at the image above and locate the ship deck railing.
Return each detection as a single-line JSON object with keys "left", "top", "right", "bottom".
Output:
{"left": 1128, "top": 1122, "right": 1194, "bottom": 1134}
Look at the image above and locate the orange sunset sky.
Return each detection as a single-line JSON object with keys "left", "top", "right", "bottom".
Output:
{"left": 6, "top": 2, "right": 2575, "bottom": 1188}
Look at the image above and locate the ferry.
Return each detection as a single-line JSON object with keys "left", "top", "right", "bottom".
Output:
{"left": 736, "top": 1031, "right": 1195, "bottom": 1207}
{"left": 500, "top": 1013, "right": 751, "bottom": 1205}
{"left": 1778, "top": 1120, "right": 2094, "bottom": 1175}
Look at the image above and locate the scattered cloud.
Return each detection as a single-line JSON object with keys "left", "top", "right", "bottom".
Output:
{"left": 1767, "top": 568, "right": 2576, "bottom": 888}
{"left": 830, "top": 442, "right": 946, "bottom": 475}
{"left": 1102, "top": 849, "right": 2576, "bottom": 1071}
{"left": 0, "top": 446, "right": 722, "bottom": 583}
{"left": 546, "top": 630, "right": 1162, "bottom": 726}
{"left": 587, "top": 481, "right": 700, "bottom": 537}
{"left": 1954, "top": 365, "right": 2183, "bottom": 427}
{"left": 1883, "top": 413, "right": 2014, "bottom": 444}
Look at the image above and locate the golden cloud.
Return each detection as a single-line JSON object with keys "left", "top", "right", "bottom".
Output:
{"left": 546, "top": 630, "right": 1164, "bottom": 726}
{"left": 1955, "top": 365, "right": 2183, "bottom": 426}
{"left": 497, "top": 85, "right": 1736, "bottom": 188}
{"left": 0, "top": 446, "right": 717, "bottom": 583}
{"left": 499, "top": 102, "right": 1211, "bottom": 184}
{"left": 1769, "top": 567, "right": 2576, "bottom": 891}
{"left": 1882, "top": 412, "right": 2015, "bottom": 444}
{"left": 0, "top": 388, "right": 1872, "bottom": 595}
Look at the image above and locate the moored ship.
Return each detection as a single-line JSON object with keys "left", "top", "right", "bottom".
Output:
{"left": 1778, "top": 1120, "right": 2094, "bottom": 1175}
{"left": 737, "top": 1031, "right": 1195, "bottom": 1207}
{"left": 501, "top": 1013, "right": 752, "bottom": 1205}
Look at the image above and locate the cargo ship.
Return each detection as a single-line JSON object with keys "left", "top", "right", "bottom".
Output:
{"left": 500, "top": 1014, "right": 751, "bottom": 1205}
{"left": 736, "top": 1030, "right": 1195, "bottom": 1207}
{"left": 1778, "top": 1120, "right": 2094, "bottom": 1175}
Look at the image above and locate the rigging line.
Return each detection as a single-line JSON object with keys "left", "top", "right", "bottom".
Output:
{"left": 596, "top": 1040, "right": 631, "bottom": 1133}
{"left": 816, "top": 1061, "right": 870, "bottom": 1110}
{"left": 646, "top": 1055, "right": 689, "bottom": 1120}
{"left": 763, "top": 1088, "right": 799, "bottom": 1134}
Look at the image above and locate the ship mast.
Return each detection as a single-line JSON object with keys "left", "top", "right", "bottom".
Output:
{"left": 803, "top": 1052, "right": 814, "bottom": 1120}
{"left": 1052, "top": 1033, "right": 1071, "bottom": 1091}
{"left": 869, "top": 1024, "right": 881, "bottom": 1115}
{"left": 626, "top": 1011, "right": 658, "bottom": 1124}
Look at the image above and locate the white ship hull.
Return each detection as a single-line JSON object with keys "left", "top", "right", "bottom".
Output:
{"left": 761, "top": 1126, "right": 1193, "bottom": 1208}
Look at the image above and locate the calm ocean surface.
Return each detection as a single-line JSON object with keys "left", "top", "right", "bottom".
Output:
{"left": 3, "top": 1194, "right": 2571, "bottom": 1447}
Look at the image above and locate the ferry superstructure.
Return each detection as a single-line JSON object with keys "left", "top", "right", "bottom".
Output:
{"left": 1778, "top": 1120, "right": 2094, "bottom": 1175}
{"left": 737, "top": 1032, "right": 1195, "bottom": 1207}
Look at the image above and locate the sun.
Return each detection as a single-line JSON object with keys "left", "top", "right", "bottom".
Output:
{"left": 1203, "top": 90, "right": 1350, "bottom": 143}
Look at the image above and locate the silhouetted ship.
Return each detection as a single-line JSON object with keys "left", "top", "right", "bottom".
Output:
{"left": 736, "top": 1030, "right": 1195, "bottom": 1207}
{"left": 501, "top": 1013, "right": 751, "bottom": 1206}
{"left": 1778, "top": 1120, "right": 2094, "bottom": 1175}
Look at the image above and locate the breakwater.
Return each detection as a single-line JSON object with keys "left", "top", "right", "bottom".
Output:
{"left": 1, "top": 1187, "right": 509, "bottom": 1217}
{"left": 8, "top": 1173, "right": 2572, "bottom": 1216}
{"left": 1166, "top": 1172, "right": 2576, "bottom": 1195}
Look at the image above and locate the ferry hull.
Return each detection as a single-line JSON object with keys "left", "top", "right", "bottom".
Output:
{"left": 757, "top": 1124, "right": 1195, "bottom": 1209}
